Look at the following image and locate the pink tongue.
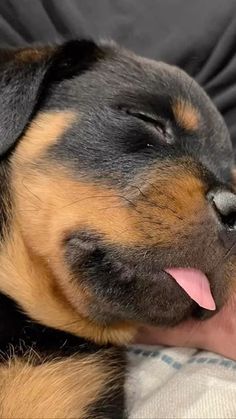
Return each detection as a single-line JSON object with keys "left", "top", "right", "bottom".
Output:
{"left": 165, "top": 268, "right": 216, "bottom": 310}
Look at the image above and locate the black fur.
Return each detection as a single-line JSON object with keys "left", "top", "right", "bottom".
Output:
{"left": 0, "top": 293, "right": 106, "bottom": 359}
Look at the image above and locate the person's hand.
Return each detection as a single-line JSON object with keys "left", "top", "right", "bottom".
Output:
{"left": 135, "top": 294, "right": 236, "bottom": 360}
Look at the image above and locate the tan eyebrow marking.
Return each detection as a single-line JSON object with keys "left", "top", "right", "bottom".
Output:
{"left": 172, "top": 99, "right": 200, "bottom": 131}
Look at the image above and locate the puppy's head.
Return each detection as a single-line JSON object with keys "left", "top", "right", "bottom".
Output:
{"left": 0, "top": 40, "right": 236, "bottom": 344}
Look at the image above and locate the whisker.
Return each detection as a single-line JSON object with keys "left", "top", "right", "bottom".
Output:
{"left": 60, "top": 194, "right": 119, "bottom": 209}
{"left": 21, "top": 178, "right": 43, "bottom": 204}
{"left": 210, "top": 240, "right": 236, "bottom": 275}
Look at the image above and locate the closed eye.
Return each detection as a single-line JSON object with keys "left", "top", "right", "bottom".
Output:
{"left": 121, "top": 108, "right": 174, "bottom": 145}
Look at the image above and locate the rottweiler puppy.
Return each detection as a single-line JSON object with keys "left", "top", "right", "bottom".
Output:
{"left": 0, "top": 39, "right": 235, "bottom": 418}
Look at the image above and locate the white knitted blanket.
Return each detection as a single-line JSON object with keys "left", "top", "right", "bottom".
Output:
{"left": 126, "top": 345, "right": 236, "bottom": 418}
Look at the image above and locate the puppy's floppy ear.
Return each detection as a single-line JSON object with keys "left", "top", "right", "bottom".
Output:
{"left": 0, "top": 40, "right": 102, "bottom": 157}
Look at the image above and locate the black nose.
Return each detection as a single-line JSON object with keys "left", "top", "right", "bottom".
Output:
{"left": 207, "top": 189, "right": 236, "bottom": 230}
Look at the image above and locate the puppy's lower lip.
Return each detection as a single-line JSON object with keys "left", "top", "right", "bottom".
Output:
{"left": 165, "top": 268, "right": 216, "bottom": 311}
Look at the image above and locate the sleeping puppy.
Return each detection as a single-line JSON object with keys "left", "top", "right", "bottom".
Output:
{"left": 0, "top": 39, "right": 235, "bottom": 418}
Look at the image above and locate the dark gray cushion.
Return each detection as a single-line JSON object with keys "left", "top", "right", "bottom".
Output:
{"left": 1, "top": 0, "right": 236, "bottom": 154}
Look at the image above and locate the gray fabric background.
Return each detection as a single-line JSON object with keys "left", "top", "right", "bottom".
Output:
{"left": 1, "top": 0, "right": 236, "bottom": 153}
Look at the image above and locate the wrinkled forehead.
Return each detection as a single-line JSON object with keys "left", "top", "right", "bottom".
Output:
{"left": 66, "top": 47, "right": 221, "bottom": 133}
{"left": 74, "top": 49, "right": 197, "bottom": 103}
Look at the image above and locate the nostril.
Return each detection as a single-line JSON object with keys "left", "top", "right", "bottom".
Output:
{"left": 207, "top": 189, "right": 236, "bottom": 230}
{"left": 220, "top": 211, "right": 236, "bottom": 230}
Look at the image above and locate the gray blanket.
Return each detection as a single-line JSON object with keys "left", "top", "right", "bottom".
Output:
{"left": 0, "top": 0, "right": 236, "bottom": 154}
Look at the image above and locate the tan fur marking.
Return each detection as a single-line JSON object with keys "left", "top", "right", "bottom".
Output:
{"left": 0, "top": 355, "right": 115, "bottom": 418}
{"left": 15, "top": 111, "right": 76, "bottom": 162}
{"left": 11, "top": 165, "right": 206, "bottom": 250}
{"left": 15, "top": 47, "right": 54, "bottom": 64}
{"left": 136, "top": 166, "right": 207, "bottom": 241}
{"left": 172, "top": 99, "right": 200, "bottom": 131}
{"left": 12, "top": 170, "right": 142, "bottom": 248}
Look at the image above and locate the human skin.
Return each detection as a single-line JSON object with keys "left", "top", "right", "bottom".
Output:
{"left": 135, "top": 295, "right": 236, "bottom": 360}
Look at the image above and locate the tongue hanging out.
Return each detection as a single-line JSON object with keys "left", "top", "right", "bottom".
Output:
{"left": 165, "top": 268, "right": 216, "bottom": 311}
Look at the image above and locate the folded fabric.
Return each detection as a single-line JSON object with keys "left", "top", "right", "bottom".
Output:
{"left": 127, "top": 345, "right": 236, "bottom": 418}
